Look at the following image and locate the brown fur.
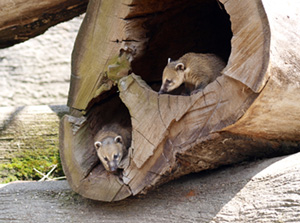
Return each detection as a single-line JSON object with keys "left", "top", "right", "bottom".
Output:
{"left": 159, "top": 53, "right": 226, "bottom": 94}
{"left": 94, "top": 123, "right": 131, "bottom": 173}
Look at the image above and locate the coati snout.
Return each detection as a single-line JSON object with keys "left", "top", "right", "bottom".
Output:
{"left": 159, "top": 59, "right": 185, "bottom": 94}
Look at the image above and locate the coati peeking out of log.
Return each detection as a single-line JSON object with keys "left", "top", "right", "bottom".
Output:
{"left": 94, "top": 124, "right": 131, "bottom": 173}
{"left": 159, "top": 53, "right": 225, "bottom": 95}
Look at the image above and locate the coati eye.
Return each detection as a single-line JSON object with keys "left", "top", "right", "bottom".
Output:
{"left": 166, "top": 79, "right": 173, "bottom": 84}
{"left": 114, "top": 154, "right": 119, "bottom": 159}
{"left": 104, "top": 157, "right": 108, "bottom": 161}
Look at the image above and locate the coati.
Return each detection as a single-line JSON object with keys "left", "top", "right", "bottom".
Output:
{"left": 158, "top": 53, "right": 226, "bottom": 95}
{"left": 94, "top": 124, "right": 131, "bottom": 173}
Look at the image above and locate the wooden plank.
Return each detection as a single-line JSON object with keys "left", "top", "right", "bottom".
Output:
{"left": 0, "top": 0, "right": 88, "bottom": 48}
{"left": 0, "top": 105, "right": 68, "bottom": 163}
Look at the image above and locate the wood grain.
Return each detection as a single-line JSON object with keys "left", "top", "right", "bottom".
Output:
{"left": 0, "top": 105, "right": 68, "bottom": 163}
{"left": 224, "top": 0, "right": 300, "bottom": 140}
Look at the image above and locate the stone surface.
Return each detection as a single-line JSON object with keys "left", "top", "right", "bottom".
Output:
{"left": 0, "top": 15, "right": 84, "bottom": 107}
{"left": 1, "top": 152, "right": 299, "bottom": 222}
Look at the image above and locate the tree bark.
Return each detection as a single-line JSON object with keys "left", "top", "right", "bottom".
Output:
{"left": 0, "top": 0, "right": 88, "bottom": 48}
{"left": 60, "top": 0, "right": 300, "bottom": 201}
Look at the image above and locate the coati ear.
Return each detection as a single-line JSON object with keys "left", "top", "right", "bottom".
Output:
{"left": 175, "top": 62, "right": 185, "bottom": 71}
{"left": 114, "top": 135, "right": 123, "bottom": 144}
{"left": 94, "top": 141, "right": 102, "bottom": 149}
{"left": 168, "top": 58, "right": 172, "bottom": 64}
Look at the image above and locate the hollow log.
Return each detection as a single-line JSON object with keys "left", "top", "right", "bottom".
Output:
{"left": 60, "top": 0, "right": 300, "bottom": 201}
{"left": 0, "top": 0, "right": 88, "bottom": 48}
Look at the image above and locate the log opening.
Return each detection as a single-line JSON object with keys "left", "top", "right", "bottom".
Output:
{"left": 129, "top": 0, "right": 232, "bottom": 91}
{"left": 86, "top": 90, "right": 132, "bottom": 176}
{"left": 60, "top": 91, "right": 133, "bottom": 201}
{"left": 71, "top": 0, "right": 233, "bottom": 179}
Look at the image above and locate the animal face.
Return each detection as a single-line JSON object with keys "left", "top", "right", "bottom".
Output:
{"left": 159, "top": 60, "right": 185, "bottom": 94}
{"left": 94, "top": 135, "right": 124, "bottom": 172}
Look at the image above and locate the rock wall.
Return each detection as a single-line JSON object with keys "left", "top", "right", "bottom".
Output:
{"left": 0, "top": 15, "right": 84, "bottom": 107}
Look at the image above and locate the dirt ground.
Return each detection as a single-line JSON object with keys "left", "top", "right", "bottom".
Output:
{"left": 1, "top": 152, "right": 300, "bottom": 223}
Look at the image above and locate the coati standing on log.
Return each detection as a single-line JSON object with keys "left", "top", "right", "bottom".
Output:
{"left": 94, "top": 124, "right": 131, "bottom": 173}
{"left": 159, "top": 53, "right": 225, "bottom": 95}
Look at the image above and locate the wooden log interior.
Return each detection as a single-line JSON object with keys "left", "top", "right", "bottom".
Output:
{"left": 68, "top": 0, "right": 232, "bottom": 109}
{"left": 60, "top": 0, "right": 300, "bottom": 201}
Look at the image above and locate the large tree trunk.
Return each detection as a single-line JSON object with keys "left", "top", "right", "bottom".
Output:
{"left": 60, "top": 0, "right": 300, "bottom": 201}
{"left": 0, "top": 0, "right": 88, "bottom": 48}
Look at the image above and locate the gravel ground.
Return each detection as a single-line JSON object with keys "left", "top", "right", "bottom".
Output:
{"left": 0, "top": 15, "right": 84, "bottom": 107}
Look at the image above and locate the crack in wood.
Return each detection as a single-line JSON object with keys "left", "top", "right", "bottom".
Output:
{"left": 157, "top": 95, "right": 168, "bottom": 130}
{"left": 122, "top": 11, "right": 165, "bottom": 21}
{"left": 67, "top": 116, "right": 86, "bottom": 135}
{"left": 202, "top": 90, "right": 207, "bottom": 107}
{"left": 111, "top": 39, "right": 140, "bottom": 43}
{"left": 80, "top": 160, "right": 100, "bottom": 182}
{"left": 195, "top": 92, "right": 222, "bottom": 139}
{"left": 134, "top": 128, "right": 155, "bottom": 148}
